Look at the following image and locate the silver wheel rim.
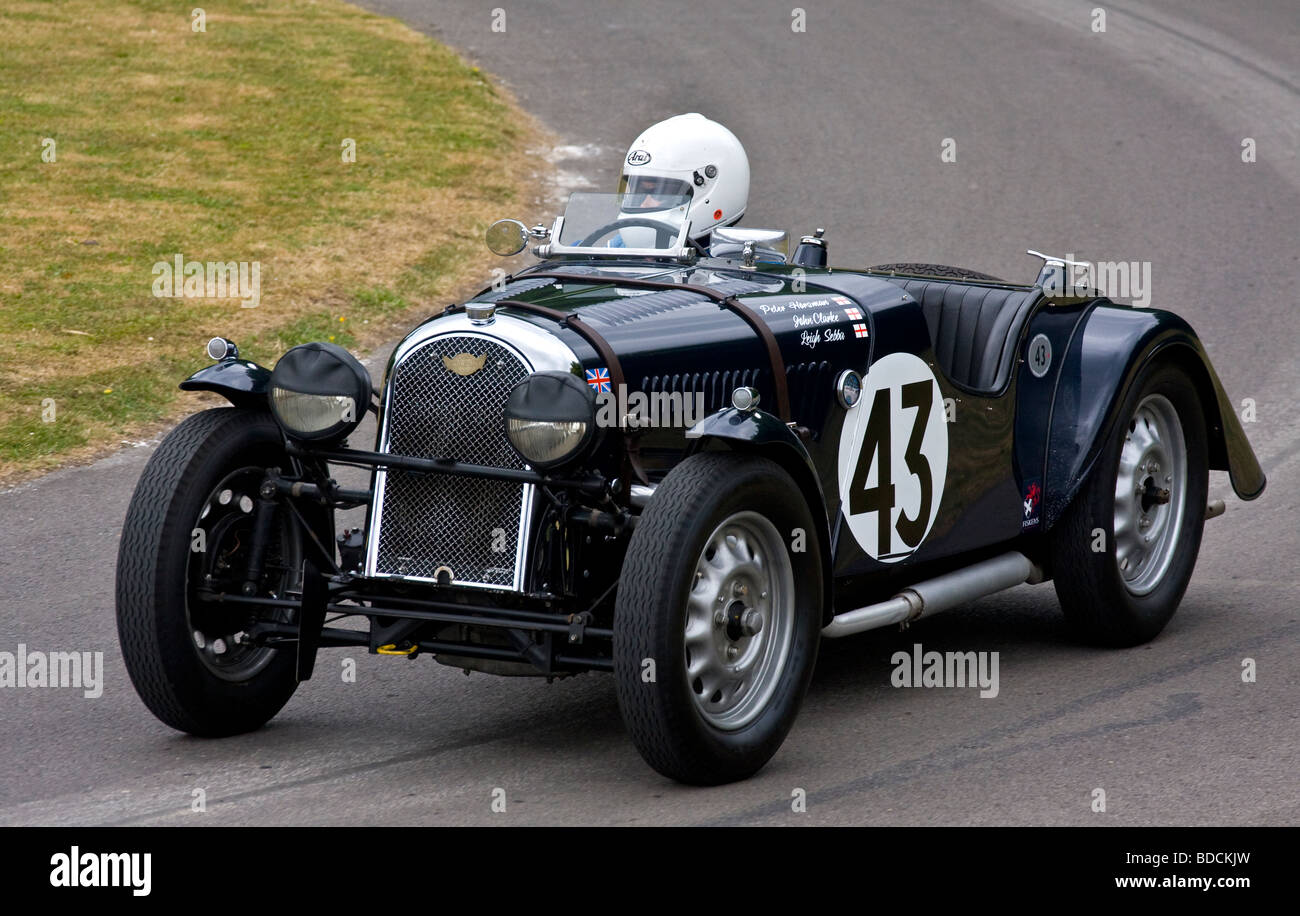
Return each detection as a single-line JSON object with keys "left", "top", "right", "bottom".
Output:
{"left": 1113, "top": 393, "right": 1187, "bottom": 596}
{"left": 684, "top": 511, "right": 795, "bottom": 730}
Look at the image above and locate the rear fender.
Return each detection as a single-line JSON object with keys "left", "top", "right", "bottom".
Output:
{"left": 1042, "top": 304, "right": 1264, "bottom": 529}
{"left": 686, "top": 408, "right": 835, "bottom": 624}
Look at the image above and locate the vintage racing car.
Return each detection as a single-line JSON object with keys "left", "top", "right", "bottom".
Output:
{"left": 116, "top": 191, "right": 1265, "bottom": 784}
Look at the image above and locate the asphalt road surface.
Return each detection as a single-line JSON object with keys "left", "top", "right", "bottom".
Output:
{"left": 2, "top": 0, "right": 1296, "bottom": 826}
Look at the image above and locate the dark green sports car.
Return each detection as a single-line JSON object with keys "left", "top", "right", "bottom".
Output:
{"left": 116, "top": 191, "right": 1265, "bottom": 784}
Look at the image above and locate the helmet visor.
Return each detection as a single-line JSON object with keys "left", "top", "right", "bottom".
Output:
{"left": 618, "top": 174, "right": 694, "bottom": 213}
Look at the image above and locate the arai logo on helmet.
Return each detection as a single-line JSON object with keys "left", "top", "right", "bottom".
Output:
{"left": 626, "top": 149, "right": 652, "bottom": 166}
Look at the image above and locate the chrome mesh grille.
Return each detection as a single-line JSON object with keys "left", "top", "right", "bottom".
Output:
{"left": 372, "top": 335, "right": 531, "bottom": 588}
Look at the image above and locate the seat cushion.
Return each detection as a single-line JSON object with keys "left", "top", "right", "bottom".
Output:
{"left": 887, "top": 278, "right": 1041, "bottom": 392}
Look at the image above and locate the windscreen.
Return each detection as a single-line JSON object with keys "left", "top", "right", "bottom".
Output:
{"left": 557, "top": 191, "right": 691, "bottom": 249}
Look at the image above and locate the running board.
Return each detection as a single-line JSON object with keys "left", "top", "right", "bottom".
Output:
{"left": 822, "top": 551, "right": 1037, "bottom": 639}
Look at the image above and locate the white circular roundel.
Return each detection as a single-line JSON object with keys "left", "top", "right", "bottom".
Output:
{"left": 1028, "top": 333, "right": 1052, "bottom": 378}
{"left": 837, "top": 353, "right": 949, "bottom": 563}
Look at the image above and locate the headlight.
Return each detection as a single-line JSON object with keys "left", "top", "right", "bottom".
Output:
{"left": 268, "top": 342, "right": 372, "bottom": 443}
{"left": 503, "top": 371, "right": 597, "bottom": 469}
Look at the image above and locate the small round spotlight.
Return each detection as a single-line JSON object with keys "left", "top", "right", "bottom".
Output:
{"left": 206, "top": 337, "right": 238, "bottom": 360}
{"left": 731, "top": 387, "right": 760, "bottom": 411}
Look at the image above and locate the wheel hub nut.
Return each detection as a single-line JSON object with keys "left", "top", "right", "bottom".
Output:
{"left": 740, "top": 609, "right": 763, "bottom": 636}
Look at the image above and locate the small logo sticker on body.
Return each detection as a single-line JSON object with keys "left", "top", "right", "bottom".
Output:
{"left": 585, "top": 367, "right": 612, "bottom": 392}
{"left": 626, "top": 149, "right": 652, "bottom": 166}
{"left": 853, "top": 322, "right": 869, "bottom": 338}
{"left": 1022, "top": 481, "right": 1042, "bottom": 529}
{"left": 844, "top": 306, "right": 863, "bottom": 320}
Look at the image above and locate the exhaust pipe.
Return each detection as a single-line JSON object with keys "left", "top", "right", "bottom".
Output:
{"left": 822, "top": 551, "right": 1037, "bottom": 639}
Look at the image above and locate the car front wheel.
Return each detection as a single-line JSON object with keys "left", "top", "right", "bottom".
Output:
{"left": 116, "top": 407, "right": 326, "bottom": 736}
{"left": 613, "top": 452, "right": 823, "bottom": 785}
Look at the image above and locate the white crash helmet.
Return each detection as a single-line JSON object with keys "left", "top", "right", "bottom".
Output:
{"left": 618, "top": 113, "right": 749, "bottom": 244}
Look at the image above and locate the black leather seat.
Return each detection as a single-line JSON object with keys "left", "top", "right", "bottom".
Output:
{"left": 889, "top": 279, "right": 1041, "bottom": 393}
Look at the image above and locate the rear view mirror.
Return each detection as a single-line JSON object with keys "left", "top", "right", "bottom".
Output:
{"left": 486, "top": 219, "right": 529, "bottom": 256}
{"left": 709, "top": 227, "right": 789, "bottom": 265}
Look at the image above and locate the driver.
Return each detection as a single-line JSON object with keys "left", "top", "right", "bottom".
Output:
{"left": 613, "top": 112, "right": 750, "bottom": 248}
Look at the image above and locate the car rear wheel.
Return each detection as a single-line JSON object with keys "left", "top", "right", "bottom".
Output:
{"left": 116, "top": 407, "right": 326, "bottom": 736}
{"left": 1049, "top": 361, "right": 1209, "bottom": 646}
{"left": 613, "top": 452, "right": 823, "bottom": 785}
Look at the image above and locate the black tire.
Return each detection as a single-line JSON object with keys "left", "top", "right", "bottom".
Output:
{"left": 613, "top": 452, "right": 823, "bottom": 785}
{"left": 869, "top": 262, "right": 1005, "bottom": 282}
{"left": 1049, "top": 361, "right": 1209, "bottom": 646}
{"left": 116, "top": 407, "right": 317, "bottom": 736}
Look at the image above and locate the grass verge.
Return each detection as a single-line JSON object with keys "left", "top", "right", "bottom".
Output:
{"left": 0, "top": 0, "right": 545, "bottom": 484}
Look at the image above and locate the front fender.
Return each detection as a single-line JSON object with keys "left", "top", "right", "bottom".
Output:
{"left": 686, "top": 407, "right": 835, "bottom": 623}
{"left": 179, "top": 358, "right": 271, "bottom": 408}
{"left": 1044, "top": 304, "right": 1265, "bottom": 528}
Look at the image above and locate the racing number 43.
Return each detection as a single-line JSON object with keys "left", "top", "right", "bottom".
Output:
{"left": 850, "top": 381, "right": 934, "bottom": 552}
{"left": 837, "top": 353, "right": 949, "bottom": 563}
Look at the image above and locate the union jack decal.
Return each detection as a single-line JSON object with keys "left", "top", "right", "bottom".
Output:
{"left": 585, "top": 367, "right": 612, "bottom": 393}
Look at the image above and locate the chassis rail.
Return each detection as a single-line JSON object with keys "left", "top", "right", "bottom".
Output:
{"left": 195, "top": 582, "right": 615, "bottom": 675}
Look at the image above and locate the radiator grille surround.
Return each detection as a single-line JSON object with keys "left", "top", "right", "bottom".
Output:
{"left": 367, "top": 333, "right": 534, "bottom": 590}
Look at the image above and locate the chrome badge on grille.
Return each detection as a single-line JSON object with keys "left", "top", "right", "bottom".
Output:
{"left": 442, "top": 352, "right": 487, "bottom": 376}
